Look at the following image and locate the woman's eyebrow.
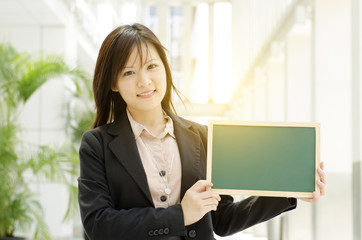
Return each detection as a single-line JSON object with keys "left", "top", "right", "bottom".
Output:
{"left": 144, "top": 58, "right": 159, "bottom": 64}
{"left": 122, "top": 58, "right": 159, "bottom": 70}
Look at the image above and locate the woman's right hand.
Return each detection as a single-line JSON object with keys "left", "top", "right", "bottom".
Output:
{"left": 181, "top": 180, "right": 221, "bottom": 226}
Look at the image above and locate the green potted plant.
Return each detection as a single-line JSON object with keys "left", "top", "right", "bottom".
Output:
{"left": 0, "top": 43, "right": 90, "bottom": 239}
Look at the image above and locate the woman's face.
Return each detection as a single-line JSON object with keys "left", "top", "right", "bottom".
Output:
{"left": 112, "top": 43, "right": 167, "bottom": 114}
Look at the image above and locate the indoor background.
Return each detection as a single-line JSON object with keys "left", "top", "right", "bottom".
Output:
{"left": 0, "top": 0, "right": 361, "bottom": 239}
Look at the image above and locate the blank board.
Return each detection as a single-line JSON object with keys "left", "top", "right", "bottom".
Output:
{"left": 206, "top": 120, "right": 320, "bottom": 198}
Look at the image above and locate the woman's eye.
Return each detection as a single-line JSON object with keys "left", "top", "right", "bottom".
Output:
{"left": 123, "top": 71, "right": 135, "bottom": 76}
{"left": 148, "top": 64, "right": 157, "bottom": 70}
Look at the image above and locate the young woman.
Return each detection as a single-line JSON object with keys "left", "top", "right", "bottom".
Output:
{"left": 78, "top": 23, "right": 326, "bottom": 240}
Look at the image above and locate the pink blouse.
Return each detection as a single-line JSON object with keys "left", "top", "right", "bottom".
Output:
{"left": 127, "top": 110, "right": 182, "bottom": 208}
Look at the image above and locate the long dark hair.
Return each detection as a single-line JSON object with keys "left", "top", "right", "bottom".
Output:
{"left": 91, "top": 23, "right": 180, "bottom": 128}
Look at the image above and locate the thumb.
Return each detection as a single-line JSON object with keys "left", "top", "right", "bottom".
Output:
{"left": 190, "top": 180, "right": 213, "bottom": 192}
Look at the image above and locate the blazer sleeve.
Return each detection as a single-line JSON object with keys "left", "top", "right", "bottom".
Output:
{"left": 78, "top": 130, "right": 186, "bottom": 240}
{"left": 212, "top": 195, "right": 296, "bottom": 236}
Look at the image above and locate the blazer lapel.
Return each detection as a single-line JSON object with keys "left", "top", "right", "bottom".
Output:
{"left": 107, "top": 112, "right": 154, "bottom": 206}
{"left": 171, "top": 113, "right": 202, "bottom": 198}
{"left": 107, "top": 111, "right": 203, "bottom": 205}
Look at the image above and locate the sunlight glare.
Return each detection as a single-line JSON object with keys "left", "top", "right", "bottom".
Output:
{"left": 213, "top": 3, "right": 232, "bottom": 104}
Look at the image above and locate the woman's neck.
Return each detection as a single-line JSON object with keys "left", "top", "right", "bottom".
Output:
{"left": 127, "top": 106, "right": 167, "bottom": 135}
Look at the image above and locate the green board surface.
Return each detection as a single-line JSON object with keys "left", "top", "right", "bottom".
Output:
{"left": 211, "top": 125, "right": 316, "bottom": 193}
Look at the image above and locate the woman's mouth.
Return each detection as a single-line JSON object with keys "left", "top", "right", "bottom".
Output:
{"left": 137, "top": 90, "right": 155, "bottom": 98}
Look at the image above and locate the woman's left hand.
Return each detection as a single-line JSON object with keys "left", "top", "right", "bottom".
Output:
{"left": 300, "top": 161, "right": 326, "bottom": 203}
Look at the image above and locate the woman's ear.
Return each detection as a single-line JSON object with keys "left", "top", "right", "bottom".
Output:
{"left": 111, "top": 86, "right": 119, "bottom": 92}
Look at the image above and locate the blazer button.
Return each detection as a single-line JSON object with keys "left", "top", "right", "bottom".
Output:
{"left": 188, "top": 229, "right": 196, "bottom": 238}
{"left": 160, "top": 195, "right": 167, "bottom": 202}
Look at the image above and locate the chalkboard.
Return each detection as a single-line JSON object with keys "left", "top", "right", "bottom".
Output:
{"left": 206, "top": 120, "right": 320, "bottom": 198}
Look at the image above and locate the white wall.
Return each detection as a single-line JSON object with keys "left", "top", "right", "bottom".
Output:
{"left": 285, "top": 33, "right": 311, "bottom": 122}
{"left": 266, "top": 57, "right": 285, "bottom": 121}
{"left": 313, "top": 1, "right": 352, "bottom": 239}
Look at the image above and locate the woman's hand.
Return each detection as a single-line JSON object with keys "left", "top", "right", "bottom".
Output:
{"left": 181, "top": 180, "right": 221, "bottom": 226}
{"left": 300, "top": 161, "right": 326, "bottom": 203}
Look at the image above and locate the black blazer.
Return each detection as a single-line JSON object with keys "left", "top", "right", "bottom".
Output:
{"left": 78, "top": 110, "right": 297, "bottom": 240}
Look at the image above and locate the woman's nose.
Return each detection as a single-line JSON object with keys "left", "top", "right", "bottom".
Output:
{"left": 136, "top": 71, "right": 151, "bottom": 88}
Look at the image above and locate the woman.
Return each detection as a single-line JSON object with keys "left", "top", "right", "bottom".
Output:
{"left": 78, "top": 23, "right": 326, "bottom": 240}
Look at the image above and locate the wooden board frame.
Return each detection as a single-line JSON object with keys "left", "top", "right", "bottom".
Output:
{"left": 206, "top": 120, "right": 320, "bottom": 198}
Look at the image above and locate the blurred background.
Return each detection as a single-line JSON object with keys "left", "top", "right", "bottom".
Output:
{"left": 0, "top": 0, "right": 361, "bottom": 239}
